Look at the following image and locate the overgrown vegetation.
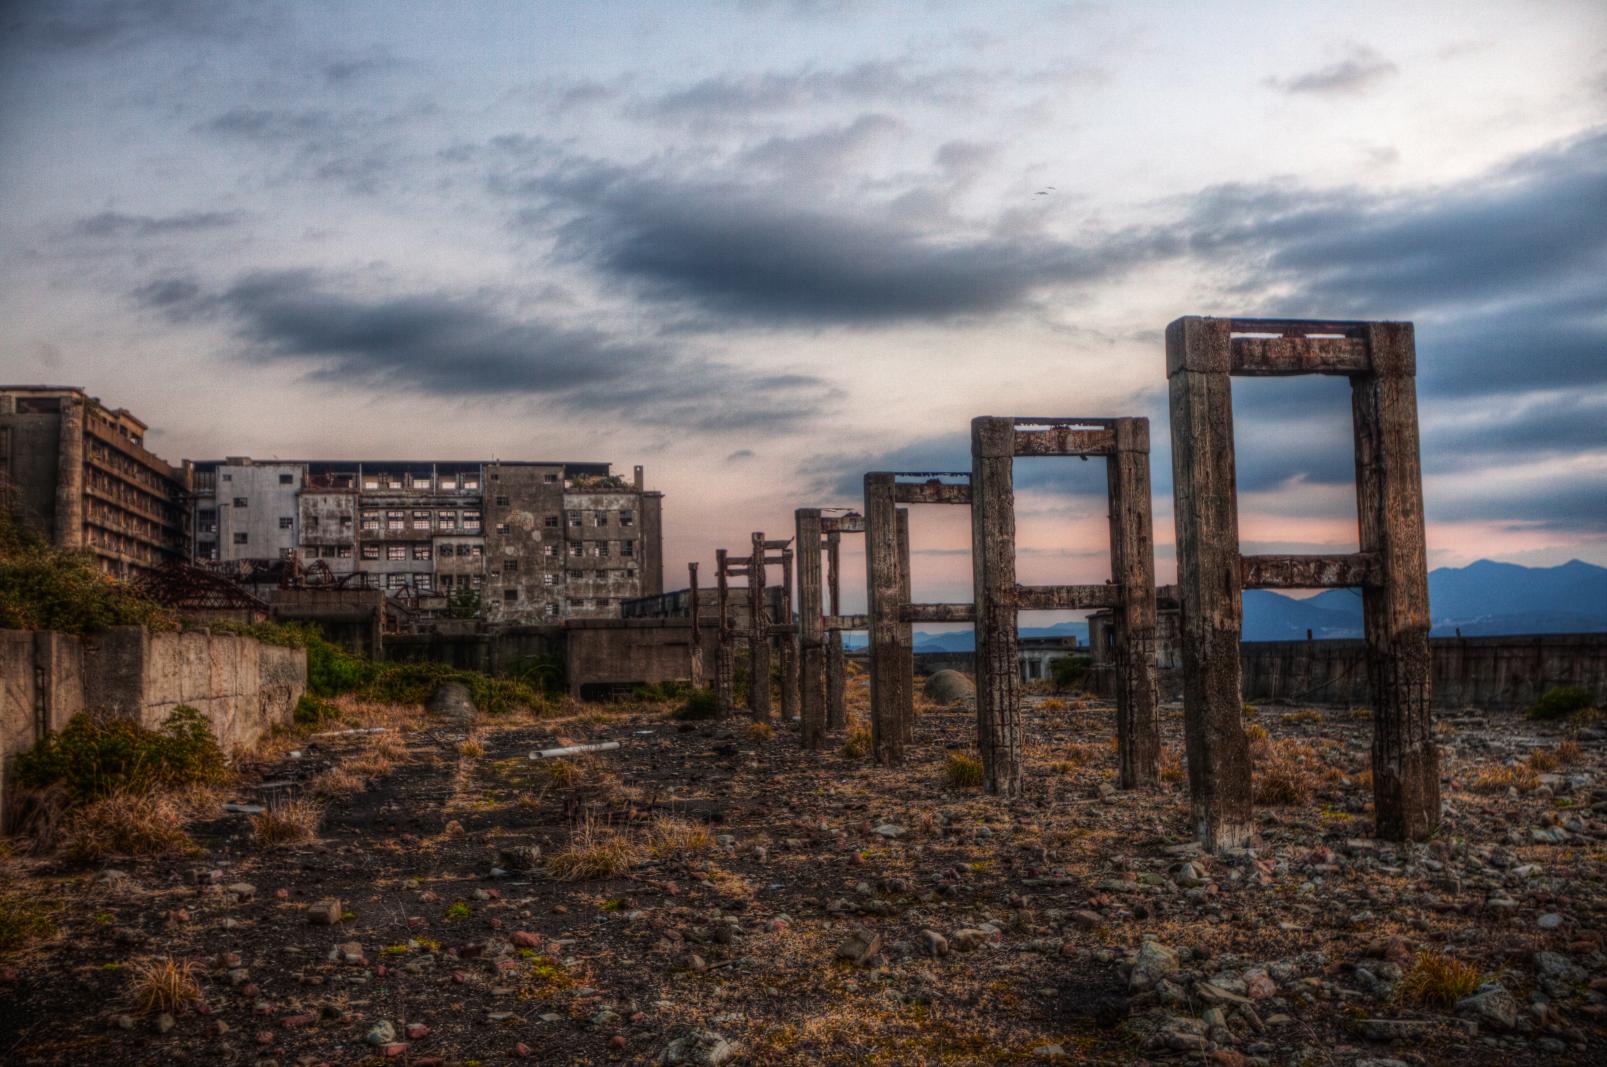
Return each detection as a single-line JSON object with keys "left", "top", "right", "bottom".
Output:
{"left": 249, "top": 798, "right": 323, "bottom": 848}
{"left": 841, "top": 723, "right": 872, "bottom": 759}
{"left": 1048, "top": 654, "right": 1092, "bottom": 692}
{"left": 672, "top": 687, "right": 720, "bottom": 720}
{"left": 0, "top": 514, "right": 175, "bottom": 635}
{"left": 14, "top": 706, "right": 227, "bottom": 804}
{"left": 293, "top": 693, "right": 341, "bottom": 726}
{"left": 0, "top": 894, "right": 56, "bottom": 955}
{"left": 61, "top": 788, "right": 199, "bottom": 861}
{"left": 547, "top": 817, "right": 640, "bottom": 880}
{"left": 127, "top": 955, "right": 204, "bottom": 1015}
{"left": 943, "top": 751, "right": 984, "bottom": 788}
{"left": 1526, "top": 685, "right": 1599, "bottom": 722}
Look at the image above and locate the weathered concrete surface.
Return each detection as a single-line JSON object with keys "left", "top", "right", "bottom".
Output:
{"left": 563, "top": 618, "right": 719, "bottom": 700}
{"left": 1, "top": 627, "right": 305, "bottom": 821}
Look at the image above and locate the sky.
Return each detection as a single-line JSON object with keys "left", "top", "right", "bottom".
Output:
{"left": 1, "top": 0, "right": 1604, "bottom": 615}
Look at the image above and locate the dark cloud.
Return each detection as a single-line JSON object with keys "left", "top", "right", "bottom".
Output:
{"left": 737, "top": 114, "right": 902, "bottom": 177}
{"left": 638, "top": 60, "right": 987, "bottom": 120}
{"left": 1266, "top": 45, "right": 1398, "bottom": 95}
{"left": 726, "top": 449, "right": 756, "bottom": 462}
{"left": 130, "top": 270, "right": 835, "bottom": 432}
{"left": 1429, "top": 468, "right": 1607, "bottom": 534}
{"left": 1, "top": 0, "right": 270, "bottom": 52}
{"left": 71, "top": 210, "right": 243, "bottom": 238}
{"left": 201, "top": 107, "right": 342, "bottom": 142}
{"left": 529, "top": 162, "right": 1175, "bottom": 326}
{"left": 321, "top": 48, "right": 405, "bottom": 86}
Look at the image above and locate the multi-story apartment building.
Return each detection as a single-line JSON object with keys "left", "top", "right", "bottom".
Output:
{"left": 189, "top": 458, "right": 662, "bottom": 622}
{"left": 0, "top": 386, "right": 189, "bottom": 579}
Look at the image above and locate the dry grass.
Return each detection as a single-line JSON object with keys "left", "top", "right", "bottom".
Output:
{"left": 744, "top": 720, "right": 774, "bottom": 742}
{"left": 1159, "top": 745, "right": 1186, "bottom": 785}
{"left": 546, "top": 817, "right": 641, "bottom": 881}
{"left": 457, "top": 735, "right": 486, "bottom": 758}
{"left": 249, "top": 798, "right": 323, "bottom": 848}
{"left": 1467, "top": 763, "right": 1541, "bottom": 794}
{"left": 1250, "top": 737, "right": 1319, "bottom": 806}
{"left": 645, "top": 815, "right": 714, "bottom": 858}
{"left": 1530, "top": 741, "right": 1583, "bottom": 772}
{"left": 1244, "top": 722, "right": 1269, "bottom": 742}
{"left": 841, "top": 723, "right": 872, "bottom": 759}
{"left": 344, "top": 731, "right": 408, "bottom": 778}
{"left": 61, "top": 789, "right": 197, "bottom": 862}
{"left": 1555, "top": 739, "right": 1584, "bottom": 765}
{"left": 533, "top": 753, "right": 615, "bottom": 793}
{"left": 1527, "top": 748, "right": 1561, "bottom": 773}
{"left": 943, "top": 751, "right": 984, "bottom": 788}
{"left": 307, "top": 764, "right": 365, "bottom": 797}
{"left": 1396, "top": 949, "right": 1480, "bottom": 1008}
{"left": 1038, "top": 697, "right": 1068, "bottom": 712}
{"left": 1280, "top": 709, "right": 1323, "bottom": 726}
{"left": 127, "top": 955, "right": 203, "bottom": 1015}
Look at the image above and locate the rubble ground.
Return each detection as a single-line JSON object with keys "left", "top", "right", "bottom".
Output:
{"left": 1, "top": 685, "right": 1603, "bottom": 1066}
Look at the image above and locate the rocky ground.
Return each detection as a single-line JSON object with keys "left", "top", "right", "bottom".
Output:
{"left": 1, "top": 679, "right": 1604, "bottom": 1066}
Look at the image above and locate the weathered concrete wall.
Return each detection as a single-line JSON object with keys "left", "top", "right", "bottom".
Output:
{"left": 383, "top": 625, "right": 563, "bottom": 676}
{"left": 1237, "top": 634, "right": 1607, "bottom": 710}
{"left": 1, "top": 628, "right": 306, "bottom": 819}
{"left": 564, "top": 619, "right": 719, "bottom": 699}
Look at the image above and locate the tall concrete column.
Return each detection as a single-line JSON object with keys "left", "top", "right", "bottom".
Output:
{"left": 715, "top": 549, "right": 735, "bottom": 719}
{"left": 1108, "top": 418, "right": 1161, "bottom": 789}
{"left": 864, "top": 473, "right": 906, "bottom": 765}
{"left": 54, "top": 394, "right": 86, "bottom": 551}
{"left": 796, "top": 509, "right": 826, "bottom": 748}
{"left": 825, "top": 530, "right": 846, "bottom": 732}
{"left": 747, "top": 531, "right": 771, "bottom": 720}
{"left": 778, "top": 547, "right": 798, "bottom": 723}
{"left": 970, "top": 417, "right": 1022, "bottom": 796}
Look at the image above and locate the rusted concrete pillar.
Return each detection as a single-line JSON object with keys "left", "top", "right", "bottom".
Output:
{"left": 896, "top": 507, "right": 915, "bottom": 746}
{"left": 1355, "top": 322, "right": 1439, "bottom": 840}
{"left": 796, "top": 509, "right": 826, "bottom": 748}
{"left": 1109, "top": 419, "right": 1161, "bottom": 788}
{"left": 779, "top": 547, "right": 799, "bottom": 723}
{"left": 1167, "top": 318, "right": 1253, "bottom": 851}
{"left": 747, "top": 531, "right": 771, "bottom": 720}
{"left": 970, "top": 417, "right": 1022, "bottom": 796}
{"left": 55, "top": 393, "right": 85, "bottom": 550}
{"left": 688, "top": 561, "right": 704, "bottom": 688}
{"left": 714, "top": 549, "right": 735, "bottom": 719}
{"left": 825, "top": 530, "right": 846, "bottom": 732}
{"left": 864, "top": 473, "right": 906, "bottom": 765}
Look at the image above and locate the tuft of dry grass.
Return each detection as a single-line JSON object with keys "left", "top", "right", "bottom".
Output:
{"left": 546, "top": 817, "right": 640, "bottom": 881}
{"left": 1527, "top": 748, "right": 1560, "bottom": 773}
{"left": 1467, "top": 763, "right": 1540, "bottom": 794}
{"left": 1280, "top": 709, "right": 1323, "bottom": 726}
{"left": 943, "top": 751, "right": 984, "bottom": 789}
{"left": 1250, "top": 737, "right": 1318, "bottom": 806}
{"left": 249, "top": 798, "right": 323, "bottom": 848}
{"left": 344, "top": 731, "right": 408, "bottom": 778}
{"left": 1159, "top": 746, "right": 1186, "bottom": 785}
{"left": 1038, "top": 697, "right": 1068, "bottom": 712}
{"left": 744, "top": 720, "right": 774, "bottom": 742}
{"left": 533, "top": 753, "right": 616, "bottom": 794}
{"left": 840, "top": 723, "right": 872, "bottom": 759}
{"left": 646, "top": 816, "right": 714, "bottom": 858}
{"left": 307, "top": 764, "right": 365, "bottom": 797}
{"left": 127, "top": 955, "right": 203, "bottom": 1015}
{"left": 1244, "top": 722, "right": 1269, "bottom": 742}
{"left": 1396, "top": 949, "right": 1480, "bottom": 1008}
{"left": 61, "top": 789, "right": 197, "bottom": 862}
{"left": 457, "top": 735, "right": 486, "bottom": 758}
{"left": 1555, "top": 739, "right": 1583, "bottom": 765}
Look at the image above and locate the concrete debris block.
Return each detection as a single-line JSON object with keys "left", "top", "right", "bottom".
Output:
{"left": 835, "top": 928, "right": 882, "bottom": 965}
{"left": 426, "top": 681, "right": 477, "bottom": 724}
{"left": 922, "top": 670, "right": 976, "bottom": 706}
{"left": 307, "top": 899, "right": 343, "bottom": 926}
{"left": 659, "top": 1028, "right": 736, "bottom": 1065}
{"left": 1455, "top": 983, "right": 1519, "bottom": 1031}
{"left": 1129, "top": 941, "right": 1179, "bottom": 991}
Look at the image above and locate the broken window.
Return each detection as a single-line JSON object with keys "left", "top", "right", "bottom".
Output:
{"left": 567, "top": 512, "right": 582, "bottom": 528}
{"left": 543, "top": 543, "right": 558, "bottom": 557}
{"left": 362, "top": 544, "right": 380, "bottom": 560}
{"left": 544, "top": 573, "right": 560, "bottom": 586}
{"left": 621, "top": 539, "right": 635, "bottom": 557}
{"left": 440, "top": 574, "right": 454, "bottom": 589}
{"left": 495, "top": 495, "right": 510, "bottom": 507}
{"left": 544, "top": 603, "right": 559, "bottom": 616}
{"left": 504, "top": 589, "right": 518, "bottom": 603}
{"left": 279, "top": 473, "right": 295, "bottom": 485}
{"left": 626, "top": 568, "right": 637, "bottom": 579}
{"left": 198, "top": 510, "right": 217, "bottom": 533}
{"left": 386, "top": 511, "right": 404, "bottom": 531}
{"left": 416, "top": 573, "right": 432, "bottom": 591}
{"left": 504, "top": 560, "right": 518, "bottom": 573}
{"left": 544, "top": 473, "right": 558, "bottom": 483}
{"left": 469, "top": 545, "right": 484, "bottom": 558}
{"left": 412, "top": 510, "right": 430, "bottom": 530}
{"left": 438, "top": 511, "right": 457, "bottom": 530}
{"left": 339, "top": 515, "right": 353, "bottom": 531}
{"left": 233, "top": 532, "right": 249, "bottom": 545}
{"left": 386, "top": 573, "right": 407, "bottom": 590}
{"left": 361, "top": 511, "right": 380, "bottom": 531}
{"left": 470, "top": 574, "right": 484, "bottom": 588}
{"left": 495, "top": 523, "right": 509, "bottom": 535}
{"left": 568, "top": 543, "right": 582, "bottom": 557}
{"left": 279, "top": 516, "right": 293, "bottom": 529}
{"left": 593, "top": 510, "right": 608, "bottom": 527}
{"left": 567, "top": 569, "right": 583, "bottom": 580}
{"left": 596, "top": 542, "right": 610, "bottom": 558}
{"left": 619, "top": 509, "right": 634, "bottom": 527}
{"left": 413, "top": 544, "right": 431, "bottom": 560}
{"left": 338, "top": 545, "right": 353, "bottom": 559}
{"left": 463, "top": 511, "right": 481, "bottom": 532}
{"left": 544, "top": 515, "right": 559, "bottom": 528}
{"left": 233, "top": 497, "right": 248, "bottom": 507}
{"left": 387, "top": 545, "right": 407, "bottom": 561}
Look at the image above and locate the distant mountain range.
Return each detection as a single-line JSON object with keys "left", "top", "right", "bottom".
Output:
{"left": 843, "top": 559, "right": 1607, "bottom": 652}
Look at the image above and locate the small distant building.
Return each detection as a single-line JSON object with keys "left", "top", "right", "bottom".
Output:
{"left": 1019, "top": 633, "right": 1081, "bottom": 683}
{"left": 0, "top": 385, "right": 190, "bottom": 580}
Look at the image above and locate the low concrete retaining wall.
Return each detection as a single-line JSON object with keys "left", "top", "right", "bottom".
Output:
{"left": 1, "top": 627, "right": 306, "bottom": 816}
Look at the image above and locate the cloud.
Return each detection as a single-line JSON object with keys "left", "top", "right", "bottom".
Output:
{"left": 737, "top": 114, "right": 902, "bottom": 177}
{"left": 1266, "top": 45, "right": 1398, "bottom": 95}
{"left": 1, "top": 0, "right": 271, "bottom": 52}
{"left": 71, "top": 210, "right": 244, "bottom": 238}
{"left": 131, "top": 270, "right": 837, "bottom": 432}
{"left": 726, "top": 449, "right": 757, "bottom": 462}
{"left": 637, "top": 60, "right": 987, "bottom": 120}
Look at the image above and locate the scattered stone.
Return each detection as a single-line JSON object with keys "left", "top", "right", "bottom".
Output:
{"left": 1129, "top": 941, "right": 1179, "bottom": 991}
{"left": 835, "top": 928, "right": 882, "bottom": 965}
{"left": 426, "top": 681, "right": 477, "bottom": 724}
{"left": 366, "top": 1019, "right": 398, "bottom": 1046}
{"left": 1456, "top": 983, "right": 1519, "bottom": 1031}
{"left": 307, "top": 900, "right": 343, "bottom": 926}
{"left": 659, "top": 1028, "right": 736, "bottom": 1065}
{"left": 920, "top": 929, "right": 948, "bottom": 957}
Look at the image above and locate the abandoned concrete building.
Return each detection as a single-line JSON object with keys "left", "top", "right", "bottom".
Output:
{"left": 189, "top": 458, "right": 663, "bottom": 623}
{"left": 0, "top": 385, "right": 190, "bottom": 580}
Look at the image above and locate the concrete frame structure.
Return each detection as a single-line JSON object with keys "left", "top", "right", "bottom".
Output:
{"left": 864, "top": 472, "right": 976, "bottom": 766}
{"left": 1166, "top": 317, "right": 1438, "bottom": 849}
{"left": 970, "top": 418, "right": 1161, "bottom": 797}
{"left": 794, "top": 509, "right": 866, "bottom": 749}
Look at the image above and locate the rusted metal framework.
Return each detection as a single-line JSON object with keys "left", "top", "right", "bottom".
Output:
{"left": 1166, "top": 317, "right": 1437, "bottom": 850}
{"left": 794, "top": 509, "right": 865, "bottom": 749}
{"left": 863, "top": 472, "right": 975, "bottom": 766}
{"left": 970, "top": 418, "right": 1160, "bottom": 798}
{"left": 132, "top": 560, "right": 271, "bottom": 614}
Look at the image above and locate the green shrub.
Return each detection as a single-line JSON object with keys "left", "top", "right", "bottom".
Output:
{"left": 13, "top": 705, "right": 227, "bottom": 803}
{"left": 943, "top": 751, "right": 985, "bottom": 788}
{"left": 1048, "top": 654, "right": 1092, "bottom": 692}
{"left": 0, "top": 517, "right": 174, "bottom": 635}
{"left": 294, "top": 694, "right": 341, "bottom": 726}
{"left": 0, "top": 894, "right": 56, "bottom": 955}
{"left": 363, "top": 661, "right": 548, "bottom": 716}
{"left": 635, "top": 680, "right": 693, "bottom": 703}
{"left": 1527, "top": 686, "right": 1599, "bottom": 721}
{"left": 671, "top": 687, "right": 719, "bottom": 720}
